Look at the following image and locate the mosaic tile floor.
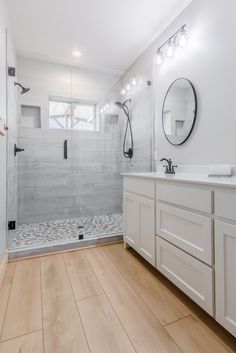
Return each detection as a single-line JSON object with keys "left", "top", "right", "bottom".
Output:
{"left": 11, "top": 213, "right": 123, "bottom": 249}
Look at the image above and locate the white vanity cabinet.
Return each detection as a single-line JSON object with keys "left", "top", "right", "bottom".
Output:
{"left": 122, "top": 173, "right": 236, "bottom": 336}
{"left": 123, "top": 178, "right": 155, "bottom": 266}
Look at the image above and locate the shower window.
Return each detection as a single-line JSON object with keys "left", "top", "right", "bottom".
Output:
{"left": 49, "top": 97, "right": 98, "bottom": 131}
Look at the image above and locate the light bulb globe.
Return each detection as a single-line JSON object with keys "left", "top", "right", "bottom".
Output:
{"left": 155, "top": 51, "right": 163, "bottom": 65}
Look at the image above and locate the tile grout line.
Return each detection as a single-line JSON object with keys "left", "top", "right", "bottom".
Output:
{"left": 0, "top": 329, "right": 42, "bottom": 345}
{"left": 100, "top": 246, "right": 187, "bottom": 353}
{"left": 102, "top": 245, "right": 184, "bottom": 327}
{"left": 39, "top": 258, "right": 45, "bottom": 353}
{"left": 76, "top": 293, "right": 105, "bottom": 302}
{"left": 0, "top": 262, "right": 16, "bottom": 342}
{"left": 61, "top": 253, "right": 92, "bottom": 353}
{"left": 189, "top": 312, "right": 236, "bottom": 353}
{"left": 99, "top": 245, "right": 196, "bottom": 353}
{"left": 164, "top": 314, "right": 235, "bottom": 353}
{"left": 163, "top": 314, "right": 192, "bottom": 328}
{"left": 106, "top": 245, "right": 236, "bottom": 353}
{"left": 107, "top": 245, "right": 193, "bottom": 322}
{"left": 83, "top": 248, "right": 138, "bottom": 353}
{"left": 163, "top": 326, "right": 186, "bottom": 353}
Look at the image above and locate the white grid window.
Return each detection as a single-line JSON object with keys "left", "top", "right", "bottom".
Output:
{"left": 49, "top": 98, "right": 98, "bottom": 131}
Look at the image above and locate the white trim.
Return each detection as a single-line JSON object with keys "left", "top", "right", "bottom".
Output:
{"left": 0, "top": 250, "right": 8, "bottom": 289}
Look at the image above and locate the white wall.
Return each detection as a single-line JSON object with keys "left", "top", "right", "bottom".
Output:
{"left": 18, "top": 57, "right": 120, "bottom": 123}
{"left": 154, "top": 0, "right": 236, "bottom": 166}
{"left": 118, "top": 0, "right": 236, "bottom": 168}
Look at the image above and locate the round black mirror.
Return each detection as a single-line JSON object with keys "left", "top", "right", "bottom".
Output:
{"left": 162, "top": 78, "right": 197, "bottom": 145}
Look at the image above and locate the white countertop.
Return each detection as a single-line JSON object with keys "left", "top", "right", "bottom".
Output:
{"left": 121, "top": 172, "right": 236, "bottom": 188}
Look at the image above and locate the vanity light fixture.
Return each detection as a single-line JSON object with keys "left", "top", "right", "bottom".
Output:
{"left": 155, "top": 50, "right": 163, "bottom": 65}
{"left": 154, "top": 25, "right": 188, "bottom": 65}
{"left": 126, "top": 83, "right": 131, "bottom": 91}
{"left": 177, "top": 27, "right": 188, "bottom": 47}
{"left": 100, "top": 103, "right": 111, "bottom": 114}
{"left": 72, "top": 50, "right": 82, "bottom": 58}
{"left": 166, "top": 39, "right": 174, "bottom": 57}
{"left": 120, "top": 77, "right": 137, "bottom": 96}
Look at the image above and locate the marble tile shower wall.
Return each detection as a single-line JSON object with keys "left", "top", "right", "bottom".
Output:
{"left": 17, "top": 121, "right": 122, "bottom": 224}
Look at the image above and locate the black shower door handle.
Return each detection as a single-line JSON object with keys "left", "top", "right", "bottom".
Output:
{"left": 64, "top": 140, "right": 68, "bottom": 159}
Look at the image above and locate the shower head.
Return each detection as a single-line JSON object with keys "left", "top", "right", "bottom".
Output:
{"left": 14, "top": 82, "right": 30, "bottom": 94}
{"left": 115, "top": 99, "right": 131, "bottom": 118}
{"left": 115, "top": 99, "right": 131, "bottom": 108}
{"left": 115, "top": 101, "right": 123, "bottom": 109}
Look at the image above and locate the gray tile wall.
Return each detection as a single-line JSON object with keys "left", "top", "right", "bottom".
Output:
{"left": 17, "top": 117, "right": 122, "bottom": 224}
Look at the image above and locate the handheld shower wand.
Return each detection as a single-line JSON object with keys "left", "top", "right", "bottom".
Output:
{"left": 115, "top": 99, "right": 133, "bottom": 159}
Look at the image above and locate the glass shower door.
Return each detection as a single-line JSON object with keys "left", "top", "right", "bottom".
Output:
{"left": 70, "top": 114, "right": 123, "bottom": 240}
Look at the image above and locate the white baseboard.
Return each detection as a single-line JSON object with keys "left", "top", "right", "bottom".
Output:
{"left": 0, "top": 250, "right": 8, "bottom": 288}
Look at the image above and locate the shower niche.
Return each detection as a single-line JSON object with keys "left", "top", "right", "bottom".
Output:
{"left": 21, "top": 105, "right": 41, "bottom": 128}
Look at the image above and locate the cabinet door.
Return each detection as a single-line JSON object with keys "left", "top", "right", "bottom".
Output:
{"left": 215, "top": 220, "right": 236, "bottom": 337}
{"left": 137, "top": 196, "right": 155, "bottom": 266}
{"left": 156, "top": 237, "right": 214, "bottom": 315}
{"left": 123, "top": 192, "right": 137, "bottom": 248}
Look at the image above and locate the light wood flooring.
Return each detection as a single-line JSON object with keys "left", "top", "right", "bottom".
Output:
{"left": 0, "top": 243, "right": 235, "bottom": 353}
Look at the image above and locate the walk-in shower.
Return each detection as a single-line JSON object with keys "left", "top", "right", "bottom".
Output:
{"left": 7, "top": 60, "right": 126, "bottom": 259}
{"left": 7, "top": 58, "right": 152, "bottom": 259}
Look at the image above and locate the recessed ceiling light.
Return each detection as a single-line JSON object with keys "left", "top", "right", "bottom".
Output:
{"left": 72, "top": 51, "right": 82, "bottom": 58}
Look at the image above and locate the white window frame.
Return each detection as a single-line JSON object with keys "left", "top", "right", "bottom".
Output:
{"left": 48, "top": 96, "right": 99, "bottom": 132}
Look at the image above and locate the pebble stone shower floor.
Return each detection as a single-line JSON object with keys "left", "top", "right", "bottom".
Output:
{"left": 11, "top": 213, "right": 123, "bottom": 249}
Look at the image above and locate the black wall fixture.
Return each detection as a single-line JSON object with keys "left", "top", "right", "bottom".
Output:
{"left": 8, "top": 221, "right": 16, "bottom": 230}
{"left": 8, "top": 66, "right": 16, "bottom": 77}
{"left": 64, "top": 140, "right": 68, "bottom": 159}
{"left": 14, "top": 144, "right": 24, "bottom": 156}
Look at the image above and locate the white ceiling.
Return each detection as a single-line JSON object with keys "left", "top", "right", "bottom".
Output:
{"left": 7, "top": 0, "right": 191, "bottom": 74}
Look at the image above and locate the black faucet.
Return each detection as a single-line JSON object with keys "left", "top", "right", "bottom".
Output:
{"left": 160, "top": 158, "right": 178, "bottom": 175}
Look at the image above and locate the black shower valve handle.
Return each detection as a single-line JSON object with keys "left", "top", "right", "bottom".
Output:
{"left": 14, "top": 144, "right": 24, "bottom": 156}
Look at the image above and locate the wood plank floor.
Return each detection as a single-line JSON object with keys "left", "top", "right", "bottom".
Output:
{"left": 0, "top": 243, "right": 235, "bottom": 353}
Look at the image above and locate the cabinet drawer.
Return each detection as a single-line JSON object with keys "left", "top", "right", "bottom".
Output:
{"left": 156, "top": 203, "right": 213, "bottom": 265}
{"left": 215, "top": 190, "right": 236, "bottom": 222}
{"left": 156, "top": 237, "right": 214, "bottom": 315}
{"left": 124, "top": 177, "right": 154, "bottom": 199}
{"left": 156, "top": 182, "right": 212, "bottom": 213}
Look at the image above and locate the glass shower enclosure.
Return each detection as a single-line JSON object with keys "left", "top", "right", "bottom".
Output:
{"left": 8, "top": 59, "right": 123, "bottom": 258}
